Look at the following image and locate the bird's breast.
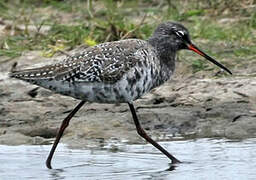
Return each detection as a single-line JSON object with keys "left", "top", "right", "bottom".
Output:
{"left": 69, "top": 64, "right": 157, "bottom": 103}
{"left": 33, "top": 55, "right": 172, "bottom": 103}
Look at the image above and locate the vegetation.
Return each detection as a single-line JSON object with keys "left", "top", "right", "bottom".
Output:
{"left": 0, "top": 0, "right": 255, "bottom": 73}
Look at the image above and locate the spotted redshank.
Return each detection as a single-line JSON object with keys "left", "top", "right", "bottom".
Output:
{"left": 10, "top": 21, "right": 232, "bottom": 169}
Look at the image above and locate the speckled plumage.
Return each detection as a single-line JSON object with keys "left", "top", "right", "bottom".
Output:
{"left": 10, "top": 22, "right": 189, "bottom": 103}
{"left": 10, "top": 21, "right": 232, "bottom": 169}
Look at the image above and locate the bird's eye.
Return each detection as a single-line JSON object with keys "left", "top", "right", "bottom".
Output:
{"left": 175, "top": 30, "right": 184, "bottom": 37}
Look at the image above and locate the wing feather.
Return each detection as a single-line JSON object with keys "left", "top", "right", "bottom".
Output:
{"left": 10, "top": 39, "right": 150, "bottom": 84}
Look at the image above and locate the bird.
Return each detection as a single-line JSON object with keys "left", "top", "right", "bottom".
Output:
{"left": 9, "top": 21, "right": 232, "bottom": 169}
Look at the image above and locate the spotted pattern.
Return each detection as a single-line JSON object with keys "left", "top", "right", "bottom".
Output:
{"left": 9, "top": 21, "right": 187, "bottom": 103}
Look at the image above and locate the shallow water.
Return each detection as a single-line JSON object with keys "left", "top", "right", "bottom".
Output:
{"left": 1, "top": 138, "right": 256, "bottom": 180}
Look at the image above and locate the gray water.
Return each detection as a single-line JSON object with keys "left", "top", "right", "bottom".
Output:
{"left": 0, "top": 138, "right": 256, "bottom": 180}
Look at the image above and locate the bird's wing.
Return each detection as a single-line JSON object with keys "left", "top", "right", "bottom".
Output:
{"left": 72, "top": 39, "right": 148, "bottom": 83}
{"left": 10, "top": 39, "right": 149, "bottom": 84}
{"left": 10, "top": 61, "right": 80, "bottom": 81}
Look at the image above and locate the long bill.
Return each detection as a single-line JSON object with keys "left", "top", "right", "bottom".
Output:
{"left": 188, "top": 44, "right": 232, "bottom": 75}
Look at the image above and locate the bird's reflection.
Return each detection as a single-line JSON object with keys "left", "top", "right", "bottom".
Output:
{"left": 165, "top": 163, "right": 178, "bottom": 171}
{"left": 48, "top": 168, "right": 65, "bottom": 180}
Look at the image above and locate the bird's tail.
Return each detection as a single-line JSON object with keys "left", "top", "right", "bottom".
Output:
{"left": 9, "top": 66, "right": 55, "bottom": 82}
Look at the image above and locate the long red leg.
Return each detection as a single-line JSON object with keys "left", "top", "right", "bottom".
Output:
{"left": 46, "top": 100, "right": 86, "bottom": 169}
{"left": 128, "top": 103, "right": 181, "bottom": 164}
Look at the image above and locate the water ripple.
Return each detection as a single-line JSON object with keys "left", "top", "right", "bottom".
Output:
{"left": 0, "top": 138, "right": 256, "bottom": 180}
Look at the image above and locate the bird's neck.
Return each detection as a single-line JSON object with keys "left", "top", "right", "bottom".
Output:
{"left": 148, "top": 36, "right": 177, "bottom": 73}
{"left": 147, "top": 37, "right": 177, "bottom": 86}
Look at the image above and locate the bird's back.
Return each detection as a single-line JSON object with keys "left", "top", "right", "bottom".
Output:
{"left": 10, "top": 39, "right": 171, "bottom": 103}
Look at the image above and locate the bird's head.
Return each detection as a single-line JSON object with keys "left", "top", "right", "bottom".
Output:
{"left": 150, "top": 21, "right": 232, "bottom": 75}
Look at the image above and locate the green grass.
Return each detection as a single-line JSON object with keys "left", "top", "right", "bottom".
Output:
{"left": 0, "top": 0, "right": 155, "bottom": 57}
{"left": 233, "top": 46, "right": 256, "bottom": 57}
{"left": 0, "top": 0, "right": 255, "bottom": 74}
{"left": 190, "top": 20, "right": 255, "bottom": 43}
{"left": 191, "top": 59, "right": 208, "bottom": 73}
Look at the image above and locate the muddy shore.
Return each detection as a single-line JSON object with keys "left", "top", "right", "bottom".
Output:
{"left": 0, "top": 51, "right": 256, "bottom": 148}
